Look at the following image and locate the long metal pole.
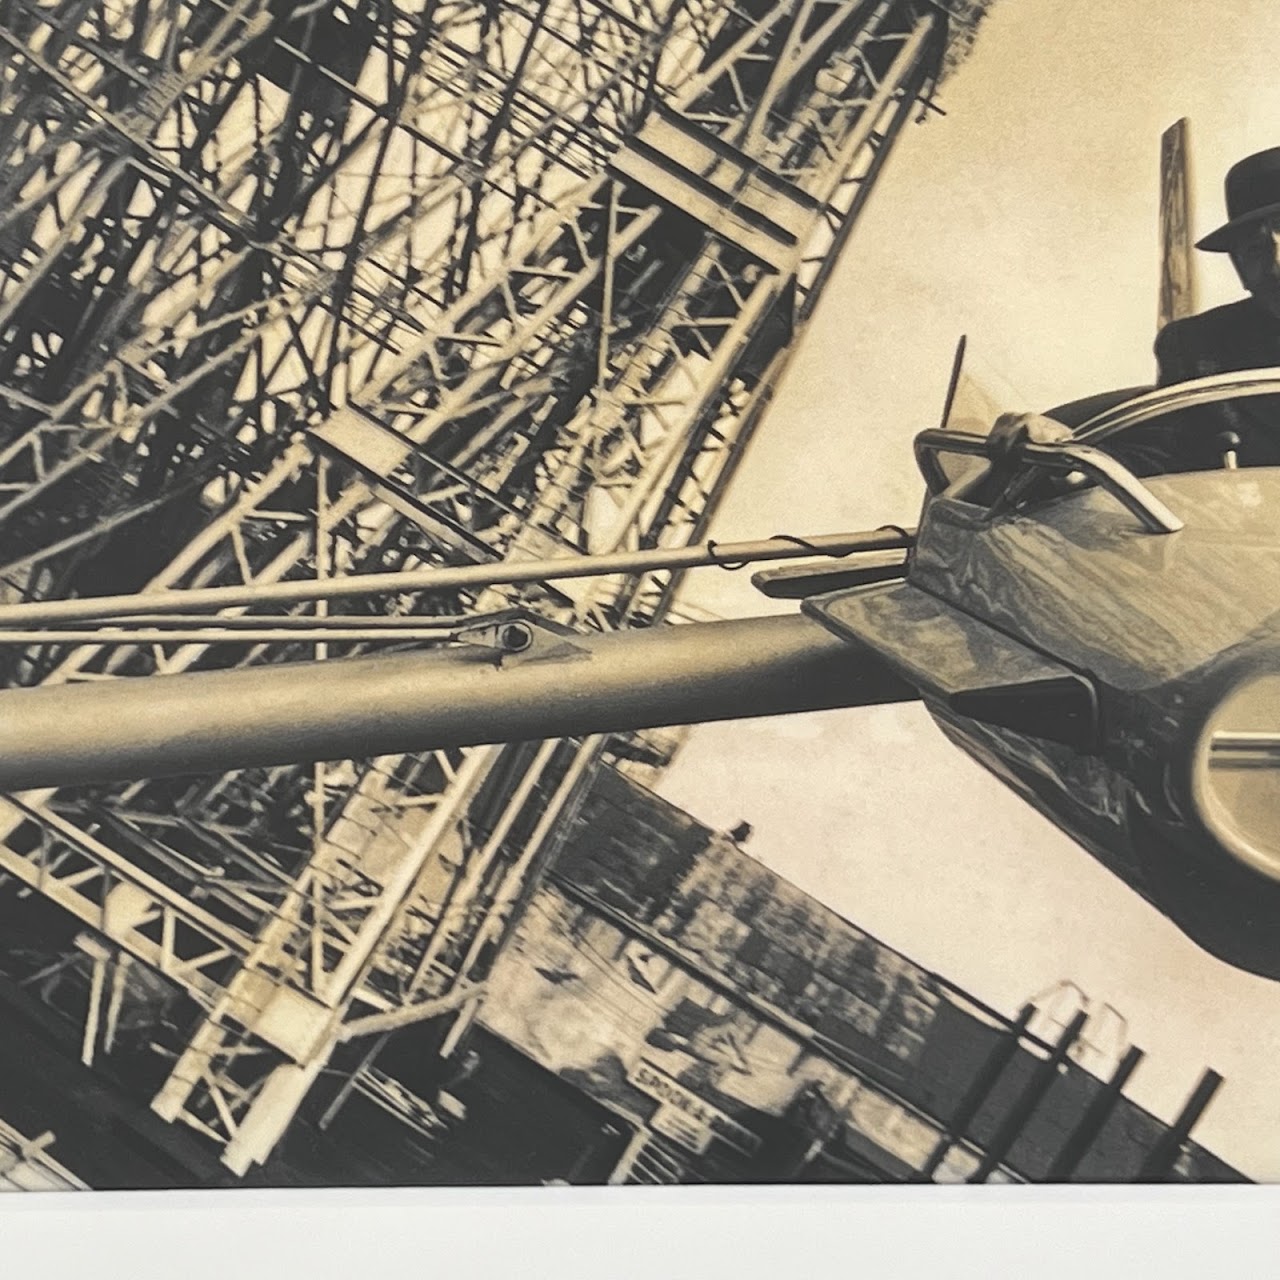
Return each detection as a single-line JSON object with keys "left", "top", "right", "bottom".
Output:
{"left": 0, "top": 628, "right": 527, "bottom": 645}
{"left": 0, "top": 530, "right": 913, "bottom": 627}
{"left": 0, "top": 613, "right": 916, "bottom": 792}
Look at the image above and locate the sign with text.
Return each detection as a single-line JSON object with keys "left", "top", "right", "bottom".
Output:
{"left": 627, "top": 1058, "right": 760, "bottom": 1156}
{"left": 649, "top": 1104, "right": 713, "bottom": 1155}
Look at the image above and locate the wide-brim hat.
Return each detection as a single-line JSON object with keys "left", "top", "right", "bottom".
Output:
{"left": 1198, "top": 146, "right": 1280, "bottom": 252}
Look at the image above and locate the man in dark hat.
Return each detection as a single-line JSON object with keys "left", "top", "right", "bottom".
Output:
{"left": 965, "top": 148, "right": 1280, "bottom": 489}
{"left": 1156, "top": 146, "right": 1280, "bottom": 384}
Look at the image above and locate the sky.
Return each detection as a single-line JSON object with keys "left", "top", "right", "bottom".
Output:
{"left": 656, "top": 0, "right": 1280, "bottom": 1180}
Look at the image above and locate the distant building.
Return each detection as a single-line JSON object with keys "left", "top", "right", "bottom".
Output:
{"left": 475, "top": 768, "right": 1242, "bottom": 1184}
{"left": 0, "top": 765, "right": 1244, "bottom": 1188}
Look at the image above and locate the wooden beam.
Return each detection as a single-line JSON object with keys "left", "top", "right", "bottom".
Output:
{"left": 1159, "top": 117, "right": 1197, "bottom": 332}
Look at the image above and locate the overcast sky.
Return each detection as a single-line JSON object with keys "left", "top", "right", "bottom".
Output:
{"left": 657, "top": 0, "right": 1280, "bottom": 1180}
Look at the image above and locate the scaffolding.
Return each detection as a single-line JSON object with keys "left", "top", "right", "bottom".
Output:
{"left": 0, "top": 0, "right": 968, "bottom": 1174}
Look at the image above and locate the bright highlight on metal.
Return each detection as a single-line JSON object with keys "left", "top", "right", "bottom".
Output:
{"left": 1193, "top": 675, "right": 1280, "bottom": 881}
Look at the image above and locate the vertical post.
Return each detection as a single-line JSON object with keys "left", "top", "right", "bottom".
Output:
{"left": 318, "top": 1031, "right": 392, "bottom": 1132}
{"left": 913, "top": 1002, "right": 1034, "bottom": 1182}
{"left": 966, "top": 1008, "right": 1089, "bottom": 1184}
{"left": 103, "top": 952, "right": 132, "bottom": 1055}
{"left": 608, "top": 1126, "right": 650, "bottom": 1185}
{"left": 1136, "top": 1068, "right": 1224, "bottom": 1182}
{"left": 597, "top": 182, "right": 616, "bottom": 393}
{"left": 1043, "top": 1044, "right": 1145, "bottom": 1182}
{"left": 223, "top": 1056, "right": 334, "bottom": 1176}
{"left": 311, "top": 455, "right": 332, "bottom": 992}
{"left": 437, "top": 995, "right": 482, "bottom": 1060}
{"left": 81, "top": 950, "right": 108, "bottom": 1067}
{"left": 312, "top": 454, "right": 331, "bottom": 840}
{"left": 1159, "top": 117, "right": 1197, "bottom": 332}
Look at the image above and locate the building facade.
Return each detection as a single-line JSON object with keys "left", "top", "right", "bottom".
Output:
{"left": 474, "top": 768, "right": 1243, "bottom": 1184}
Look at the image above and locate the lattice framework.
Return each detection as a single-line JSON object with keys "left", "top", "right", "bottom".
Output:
{"left": 0, "top": 0, "right": 955, "bottom": 1172}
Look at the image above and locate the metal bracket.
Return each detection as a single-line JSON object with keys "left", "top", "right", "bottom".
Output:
{"left": 451, "top": 610, "right": 588, "bottom": 665}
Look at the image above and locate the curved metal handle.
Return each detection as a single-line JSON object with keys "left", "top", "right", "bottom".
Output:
{"left": 1018, "top": 441, "right": 1184, "bottom": 534}
{"left": 913, "top": 428, "right": 990, "bottom": 494}
{"left": 913, "top": 429, "right": 1184, "bottom": 535}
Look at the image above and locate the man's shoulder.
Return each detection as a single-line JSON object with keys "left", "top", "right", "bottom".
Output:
{"left": 1159, "top": 298, "right": 1265, "bottom": 346}
{"left": 1155, "top": 297, "right": 1278, "bottom": 382}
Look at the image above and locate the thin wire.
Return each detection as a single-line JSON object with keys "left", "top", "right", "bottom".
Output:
{"left": 704, "top": 539, "right": 750, "bottom": 571}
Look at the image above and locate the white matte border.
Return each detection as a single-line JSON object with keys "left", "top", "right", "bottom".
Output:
{"left": 2, "top": 1185, "right": 1277, "bottom": 1280}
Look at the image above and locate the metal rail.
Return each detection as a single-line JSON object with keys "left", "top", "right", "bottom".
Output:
{"left": 913, "top": 428, "right": 1184, "bottom": 533}
{"left": 0, "top": 530, "right": 914, "bottom": 629}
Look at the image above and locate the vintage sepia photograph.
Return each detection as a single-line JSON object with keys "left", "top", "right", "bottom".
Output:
{"left": 0, "top": 0, "right": 1277, "bottom": 1220}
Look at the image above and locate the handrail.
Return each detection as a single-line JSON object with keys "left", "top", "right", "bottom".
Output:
{"left": 913, "top": 429, "right": 1184, "bottom": 535}
{"left": 1018, "top": 441, "right": 1184, "bottom": 533}
{"left": 913, "top": 427, "right": 989, "bottom": 494}
{"left": 1076, "top": 366, "right": 1280, "bottom": 439}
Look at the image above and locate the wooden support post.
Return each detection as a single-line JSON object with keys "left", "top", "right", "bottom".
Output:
{"left": 103, "top": 952, "right": 132, "bottom": 1055}
{"left": 318, "top": 1032, "right": 392, "bottom": 1133}
{"left": 1159, "top": 117, "right": 1197, "bottom": 332}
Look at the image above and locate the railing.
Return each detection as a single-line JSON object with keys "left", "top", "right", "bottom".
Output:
{"left": 913, "top": 428, "right": 1184, "bottom": 534}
